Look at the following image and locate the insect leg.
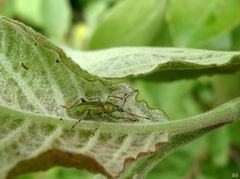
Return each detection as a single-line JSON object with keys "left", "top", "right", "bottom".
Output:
{"left": 107, "top": 90, "right": 139, "bottom": 107}
{"left": 106, "top": 91, "right": 130, "bottom": 101}
{"left": 84, "top": 94, "right": 101, "bottom": 102}
{"left": 108, "top": 114, "right": 120, "bottom": 120}
{"left": 72, "top": 110, "right": 89, "bottom": 128}
{"left": 92, "top": 118, "right": 101, "bottom": 136}
{"left": 87, "top": 97, "right": 101, "bottom": 102}
{"left": 107, "top": 94, "right": 126, "bottom": 100}
{"left": 113, "top": 90, "right": 149, "bottom": 120}
{"left": 109, "top": 113, "right": 138, "bottom": 121}
{"left": 61, "top": 97, "right": 87, "bottom": 109}
{"left": 121, "top": 109, "right": 150, "bottom": 120}
{"left": 71, "top": 98, "right": 87, "bottom": 107}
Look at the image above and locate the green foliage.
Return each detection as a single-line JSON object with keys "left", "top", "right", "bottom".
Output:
{"left": 0, "top": 0, "right": 72, "bottom": 40}
{"left": 87, "top": 0, "right": 167, "bottom": 49}
{"left": 1, "top": 0, "right": 240, "bottom": 178}
{"left": 168, "top": 0, "right": 240, "bottom": 47}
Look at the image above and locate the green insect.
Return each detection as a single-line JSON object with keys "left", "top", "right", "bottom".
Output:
{"left": 61, "top": 90, "right": 150, "bottom": 132}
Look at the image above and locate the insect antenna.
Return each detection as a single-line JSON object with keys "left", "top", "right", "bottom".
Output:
{"left": 106, "top": 90, "right": 139, "bottom": 108}
{"left": 107, "top": 90, "right": 149, "bottom": 119}
{"left": 120, "top": 90, "right": 139, "bottom": 108}
{"left": 116, "top": 90, "right": 150, "bottom": 120}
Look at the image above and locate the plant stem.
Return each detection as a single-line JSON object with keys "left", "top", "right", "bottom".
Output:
{"left": 165, "top": 97, "right": 240, "bottom": 135}
{"left": 1, "top": 98, "right": 239, "bottom": 136}
{"left": 99, "top": 97, "right": 240, "bottom": 135}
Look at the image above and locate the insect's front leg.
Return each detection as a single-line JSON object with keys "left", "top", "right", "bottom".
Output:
{"left": 71, "top": 98, "right": 87, "bottom": 107}
{"left": 61, "top": 97, "right": 87, "bottom": 110}
{"left": 85, "top": 94, "right": 101, "bottom": 102}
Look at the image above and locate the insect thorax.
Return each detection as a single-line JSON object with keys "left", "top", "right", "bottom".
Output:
{"left": 103, "top": 102, "right": 117, "bottom": 113}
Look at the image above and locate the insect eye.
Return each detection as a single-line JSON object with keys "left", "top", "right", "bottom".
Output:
{"left": 81, "top": 98, "right": 86, "bottom": 102}
{"left": 118, "top": 108, "right": 123, "bottom": 112}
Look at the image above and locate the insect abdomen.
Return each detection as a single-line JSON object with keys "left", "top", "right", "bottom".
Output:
{"left": 74, "top": 103, "right": 104, "bottom": 115}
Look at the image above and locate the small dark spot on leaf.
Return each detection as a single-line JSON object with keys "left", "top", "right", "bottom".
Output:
{"left": 21, "top": 62, "right": 28, "bottom": 70}
{"left": 59, "top": 118, "right": 63, "bottom": 120}
{"left": 56, "top": 59, "right": 60, "bottom": 63}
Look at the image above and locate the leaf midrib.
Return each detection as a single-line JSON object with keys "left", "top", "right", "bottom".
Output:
{"left": 1, "top": 96, "right": 239, "bottom": 135}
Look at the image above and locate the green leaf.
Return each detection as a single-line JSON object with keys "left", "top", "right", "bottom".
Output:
{"left": 41, "top": 0, "right": 72, "bottom": 39}
{"left": 168, "top": 0, "right": 240, "bottom": 47}
{"left": 63, "top": 47, "right": 240, "bottom": 81}
{"left": 204, "top": 33, "right": 232, "bottom": 51}
{"left": 132, "top": 80, "right": 202, "bottom": 119}
{"left": 150, "top": 19, "right": 173, "bottom": 47}
{"left": 114, "top": 96, "right": 240, "bottom": 178}
{"left": 120, "top": 124, "right": 225, "bottom": 178}
{"left": 0, "top": 0, "right": 16, "bottom": 17}
{"left": 232, "top": 25, "right": 240, "bottom": 50}
{"left": 13, "top": 0, "right": 72, "bottom": 39}
{"left": 207, "top": 127, "right": 230, "bottom": 167}
{"left": 14, "top": 0, "right": 43, "bottom": 27}
{"left": 88, "top": 0, "right": 167, "bottom": 49}
{"left": 1, "top": 17, "right": 240, "bottom": 179}
{"left": 0, "top": 17, "right": 168, "bottom": 178}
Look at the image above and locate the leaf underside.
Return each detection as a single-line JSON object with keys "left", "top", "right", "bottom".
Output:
{"left": 1, "top": 16, "right": 240, "bottom": 179}
{"left": 0, "top": 17, "right": 168, "bottom": 179}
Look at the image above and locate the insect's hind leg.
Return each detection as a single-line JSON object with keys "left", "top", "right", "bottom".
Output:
{"left": 71, "top": 98, "right": 87, "bottom": 107}
{"left": 92, "top": 118, "right": 101, "bottom": 136}
{"left": 72, "top": 110, "right": 89, "bottom": 128}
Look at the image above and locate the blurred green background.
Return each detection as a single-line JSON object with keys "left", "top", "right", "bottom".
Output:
{"left": 1, "top": 0, "right": 240, "bottom": 178}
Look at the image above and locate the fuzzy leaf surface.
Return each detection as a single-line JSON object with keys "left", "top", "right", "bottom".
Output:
{"left": 64, "top": 47, "right": 240, "bottom": 81}
{"left": 0, "top": 17, "right": 168, "bottom": 179}
{"left": 1, "top": 17, "right": 240, "bottom": 179}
